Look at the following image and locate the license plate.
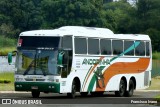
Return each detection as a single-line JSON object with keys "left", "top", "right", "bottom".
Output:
{"left": 31, "top": 86, "right": 38, "bottom": 89}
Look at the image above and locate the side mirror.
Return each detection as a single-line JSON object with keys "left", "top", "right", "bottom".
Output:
{"left": 57, "top": 51, "right": 64, "bottom": 67}
{"left": 8, "top": 52, "right": 12, "bottom": 65}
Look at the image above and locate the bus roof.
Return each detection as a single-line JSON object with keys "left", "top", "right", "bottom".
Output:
{"left": 20, "top": 26, "right": 150, "bottom": 41}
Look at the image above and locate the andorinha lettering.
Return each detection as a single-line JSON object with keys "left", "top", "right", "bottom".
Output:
{"left": 82, "top": 58, "right": 110, "bottom": 65}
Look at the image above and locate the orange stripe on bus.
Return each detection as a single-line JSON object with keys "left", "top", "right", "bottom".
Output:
{"left": 82, "top": 56, "right": 105, "bottom": 91}
{"left": 95, "top": 58, "right": 150, "bottom": 91}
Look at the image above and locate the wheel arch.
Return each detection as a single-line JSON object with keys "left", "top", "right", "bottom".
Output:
{"left": 73, "top": 77, "right": 81, "bottom": 92}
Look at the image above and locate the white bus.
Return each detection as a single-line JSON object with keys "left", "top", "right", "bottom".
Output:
{"left": 8, "top": 26, "right": 152, "bottom": 98}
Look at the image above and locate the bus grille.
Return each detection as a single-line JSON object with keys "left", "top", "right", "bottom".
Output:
{"left": 25, "top": 79, "right": 45, "bottom": 81}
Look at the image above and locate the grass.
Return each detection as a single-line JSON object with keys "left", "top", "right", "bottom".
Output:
{"left": 155, "top": 95, "right": 160, "bottom": 101}
{"left": 0, "top": 47, "right": 16, "bottom": 56}
{"left": 0, "top": 36, "right": 16, "bottom": 56}
{"left": 155, "top": 95, "right": 160, "bottom": 104}
{"left": 146, "top": 76, "right": 160, "bottom": 90}
{"left": 0, "top": 72, "right": 14, "bottom": 91}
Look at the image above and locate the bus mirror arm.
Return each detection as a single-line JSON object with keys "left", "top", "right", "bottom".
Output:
{"left": 57, "top": 65, "right": 64, "bottom": 68}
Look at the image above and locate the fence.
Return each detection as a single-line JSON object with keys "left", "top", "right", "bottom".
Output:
{"left": 0, "top": 56, "right": 15, "bottom": 72}
{"left": 152, "top": 60, "right": 160, "bottom": 78}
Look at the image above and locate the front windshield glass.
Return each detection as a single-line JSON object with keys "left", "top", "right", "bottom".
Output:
{"left": 16, "top": 49, "right": 59, "bottom": 75}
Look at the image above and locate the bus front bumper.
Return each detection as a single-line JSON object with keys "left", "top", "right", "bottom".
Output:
{"left": 15, "top": 82, "right": 60, "bottom": 93}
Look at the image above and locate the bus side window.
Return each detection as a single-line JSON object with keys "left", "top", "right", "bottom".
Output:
{"left": 124, "top": 41, "right": 134, "bottom": 56}
{"left": 75, "top": 38, "right": 87, "bottom": 54}
{"left": 88, "top": 38, "right": 100, "bottom": 54}
{"left": 135, "top": 41, "right": 145, "bottom": 56}
{"left": 61, "top": 36, "right": 73, "bottom": 78}
{"left": 62, "top": 36, "right": 73, "bottom": 49}
{"left": 100, "top": 39, "right": 111, "bottom": 55}
{"left": 112, "top": 40, "right": 123, "bottom": 55}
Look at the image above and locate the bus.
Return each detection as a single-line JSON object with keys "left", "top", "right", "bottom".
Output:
{"left": 8, "top": 26, "right": 152, "bottom": 98}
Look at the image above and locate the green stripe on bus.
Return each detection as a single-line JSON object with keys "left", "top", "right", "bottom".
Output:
{"left": 82, "top": 66, "right": 92, "bottom": 91}
{"left": 87, "top": 74, "right": 96, "bottom": 92}
{"left": 87, "top": 66, "right": 105, "bottom": 92}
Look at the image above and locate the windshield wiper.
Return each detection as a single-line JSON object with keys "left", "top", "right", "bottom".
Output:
{"left": 23, "top": 51, "right": 46, "bottom": 76}
{"left": 37, "top": 54, "right": 46, "bottom": 76}
{"left": 23, "top": 60, "right": 34, "bottom": 75}
{"left": 23, "top": 52, "right": 37, "bottom": 75}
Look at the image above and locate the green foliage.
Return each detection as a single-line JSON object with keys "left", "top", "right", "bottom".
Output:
{"left": 0, "top": 36, "right": 16, "bottom": 48}
{"left": 152, "top": 52, "right": 160, "bottom": 60}
{"left": 0, "top": 0, "right": 160, "bottom": 52}
{"left": 0, "top": 36, "right": 16, "bottom": 55}
{"left": 0, "top": 79, "right": 11, "bottom": 83}
{"left": 145, "top": 29, "right": 160, "bottom": 51}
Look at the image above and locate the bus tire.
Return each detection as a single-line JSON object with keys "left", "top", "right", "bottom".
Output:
{"left": 115, "top": 79, "right": 126, "bottom": 97}
{"left": 80, "top": 92, "right": 88, "bottom": 97}
{"left": 125, "top": 79, "right": 134, "bottom": 97}
{"left": 32, "top": 90, "right": 40, "bottom": 98}
{"left": 67, "top": 80, "right": 76, "bottom": 98}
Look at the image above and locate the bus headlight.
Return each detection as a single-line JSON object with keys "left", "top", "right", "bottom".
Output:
{"left": 48, "top": 78, "right": 59, "bottom": 82}
{"left": 55, "top": 79, "right": 59, "bottom": 82}
{"left": 15, "top": 78, "right": 23, "bottom": 81}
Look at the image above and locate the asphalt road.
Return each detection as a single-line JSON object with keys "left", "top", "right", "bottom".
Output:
{"left": 0, "top": 91, "right": 159, "bottom": 107}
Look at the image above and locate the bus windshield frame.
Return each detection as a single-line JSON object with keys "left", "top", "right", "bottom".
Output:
{"left": 15, "top": 36, "right": 61, "bottom": 75}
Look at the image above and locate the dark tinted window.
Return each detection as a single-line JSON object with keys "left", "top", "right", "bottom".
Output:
{"left": 75, "top": 38, "right": 87, "bottom": 54}
{"left": 112, "top": 40, "right": 123, "bottom": 55}
{"left": 62, "top": 36, "right": 72, "bottom": 49}
{"left": 20, "top": 36, "right": 60, "bottom": 48}
{"left": 124, "top": 41, "right": 134, "bottom": 56}
{"left": 100, "top": 39, "right": 111, "bottom": 55}
{"left": 146, "top": 42, "right": 150, "bottom": 56}
{"left": 88, "top": 38, "right": 99, "bottom": 54}
{"left": 135, "top": 41, "right": 145, "bottom": 56}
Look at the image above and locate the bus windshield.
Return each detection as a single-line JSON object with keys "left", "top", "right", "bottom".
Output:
{"left": 15, "top": 49, "right": 59, "bottom": 75}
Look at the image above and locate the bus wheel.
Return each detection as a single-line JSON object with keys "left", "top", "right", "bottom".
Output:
{"left": 115, "top": 79, "right": 126, "bottom": 97}
{"left": 125, "top": 80, "right": 134, "bottom": 97}
{"left": 32, "top": 90, "right": 40, "bottom": 98}
{"left": 80, "top": 92, "right": 88, "bottom": 97}
{"left": 67, "top": 81, "right": 76, "bottom": 98}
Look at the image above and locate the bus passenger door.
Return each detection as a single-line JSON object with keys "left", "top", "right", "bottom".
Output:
{"left": 58, "top": 50, "right": 73, "bottom": 93}
{"left": 59, "top": 36, "right": 73, "bottom": 93}
{"left": 58, "top": 50, "right": 72, "bottom": 78}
